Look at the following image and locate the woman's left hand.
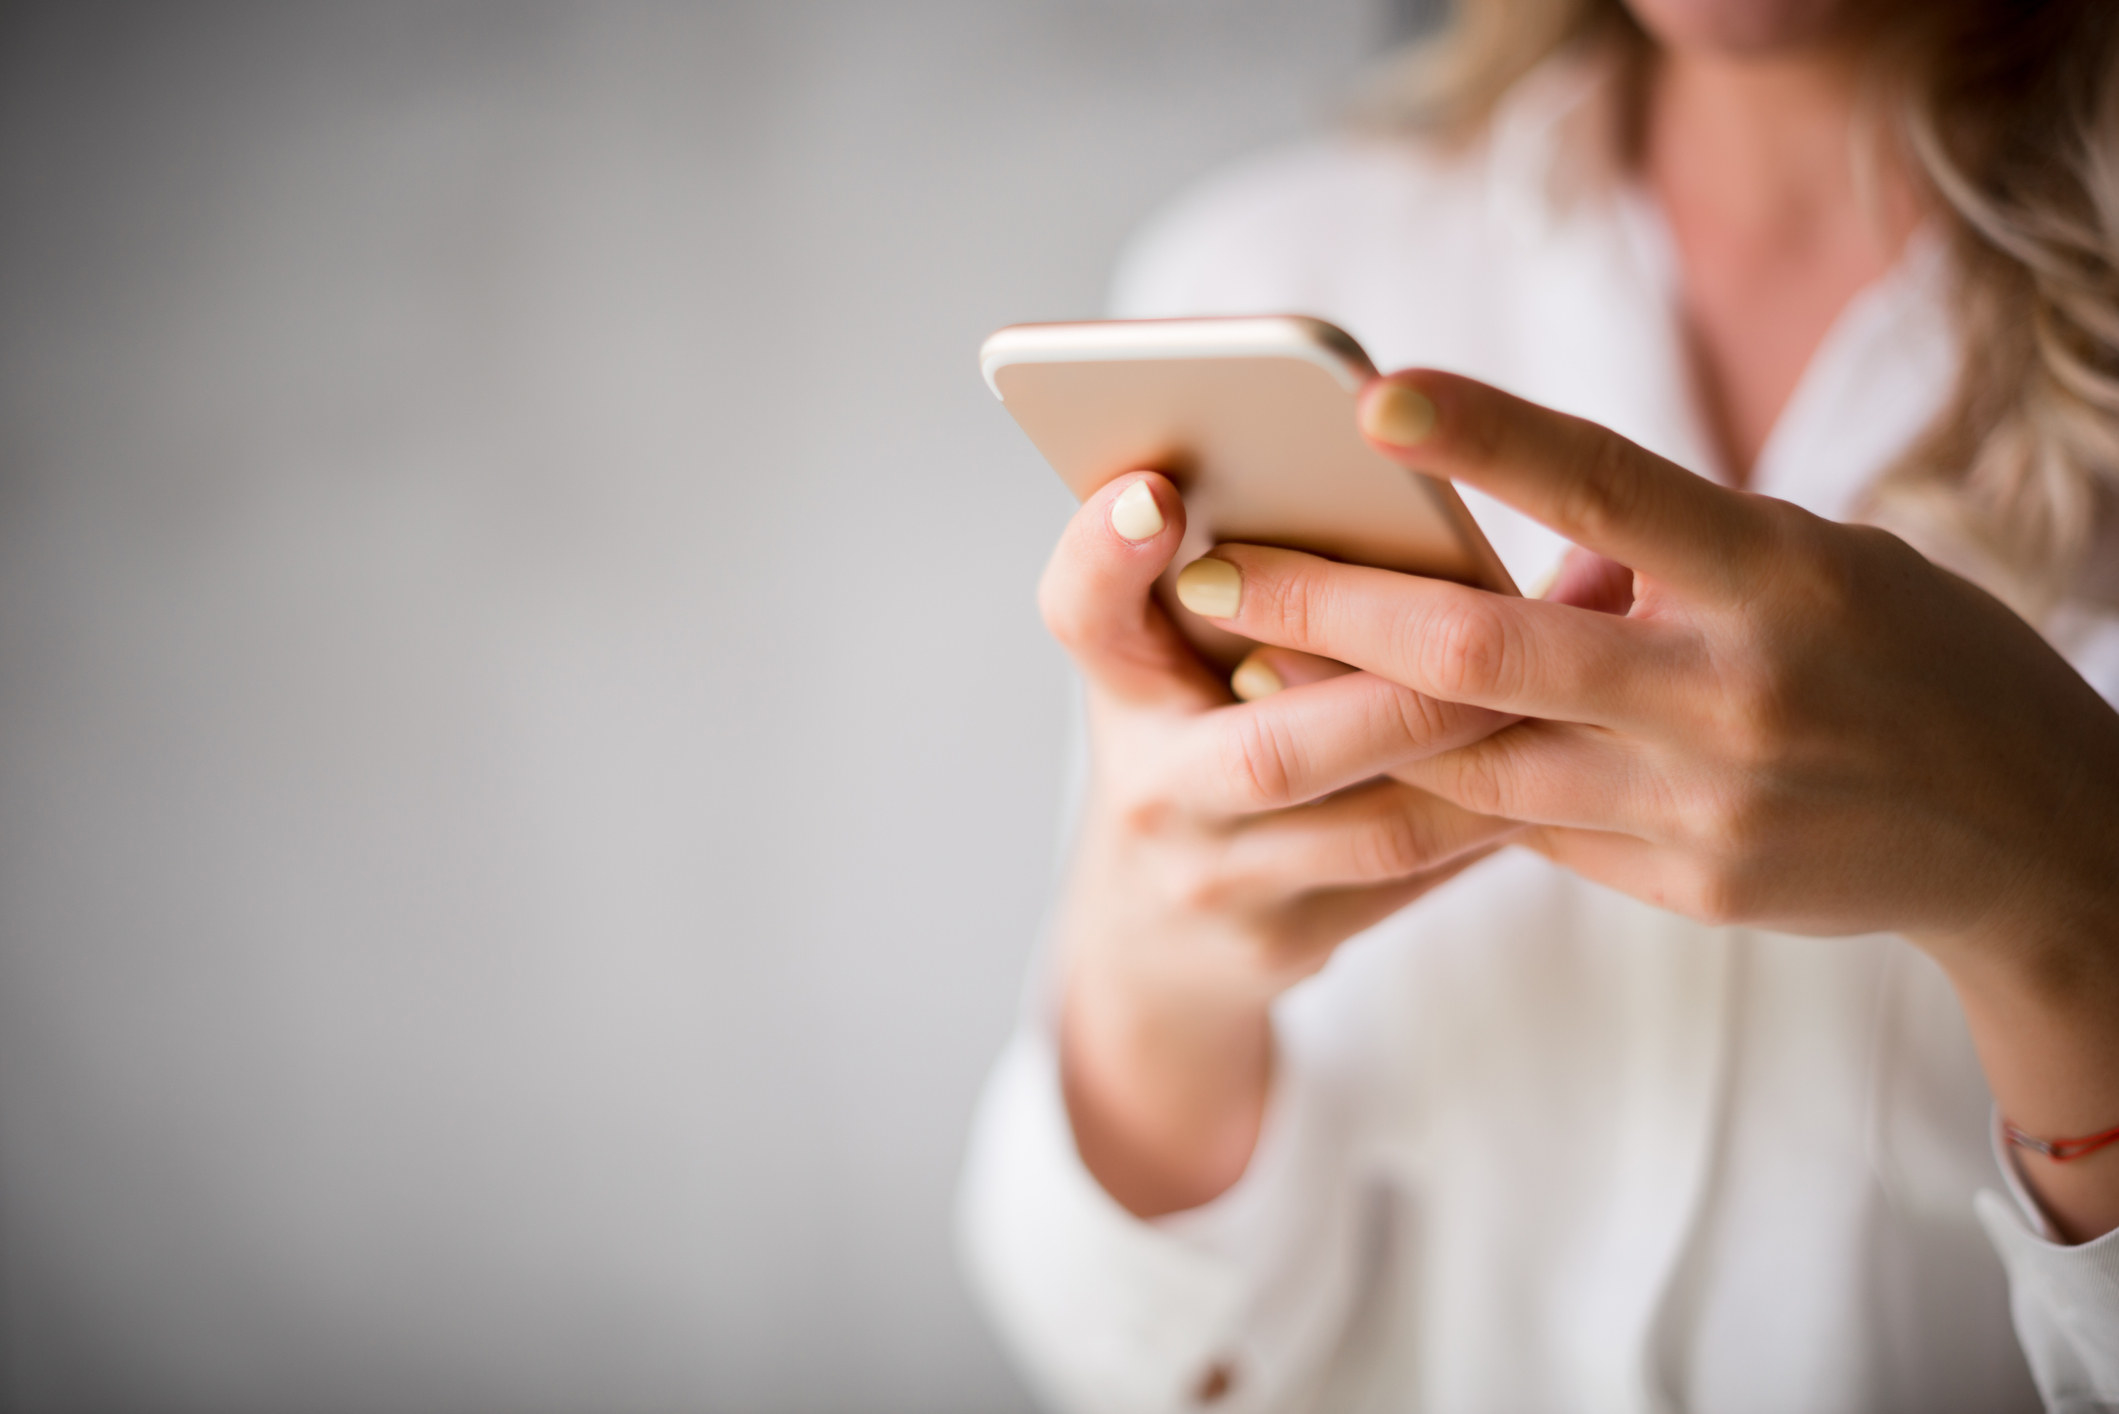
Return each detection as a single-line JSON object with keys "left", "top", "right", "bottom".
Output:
{"left": 1174, "top": 369, "right": 2119, "bottom": 1239}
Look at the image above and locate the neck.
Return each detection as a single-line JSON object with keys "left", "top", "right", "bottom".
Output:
{"left": 1635, "top": 41, "right": 1922, "bottom": 481}
{"left": 1644, "top": 45, "right": 1911, "bottom": 250}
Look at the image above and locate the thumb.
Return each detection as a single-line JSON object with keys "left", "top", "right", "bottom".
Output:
{"left": 1038, "top": 472, "right": 1225, "bottom": 709}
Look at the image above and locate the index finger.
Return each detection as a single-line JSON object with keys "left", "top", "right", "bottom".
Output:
{"left": 1358, "top": 371, "right": 1771, "bottom": 598}
{"left": 1176, "top": 545, "right": 1675, "bottom": 726}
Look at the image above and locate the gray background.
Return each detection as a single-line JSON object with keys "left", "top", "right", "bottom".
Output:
{"left": 0, "top": 3, "right": 1420, "bottom": 1409}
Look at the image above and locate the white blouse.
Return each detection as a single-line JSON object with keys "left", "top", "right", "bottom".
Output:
{"left": 958, "top": 59, "right": 2119, "bottom": 1414}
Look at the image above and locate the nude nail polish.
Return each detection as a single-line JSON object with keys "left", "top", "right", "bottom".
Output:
{"left": 1175, "top": 557, "right": 1242, "bottom": 618}
{"left": 1361, "top": 383, "right": 1436, "bottom": 446}
{"left": 1231, "top": 653, "right": 1284, "bottom": 701}
{"left": 1109, "top": 480, "right": 1164, "bottom": 542}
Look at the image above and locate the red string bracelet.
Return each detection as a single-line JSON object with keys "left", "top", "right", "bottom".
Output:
{"left": 2003, "top": 1119, "right": 2119, "bottom": 1163}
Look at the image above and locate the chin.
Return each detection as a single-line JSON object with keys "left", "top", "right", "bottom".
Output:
{"left": 1622, "top": 0, "right": 1862, "bottom": 54}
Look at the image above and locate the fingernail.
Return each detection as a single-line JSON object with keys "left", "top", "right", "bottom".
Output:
{"left": 1110, "top": 480, "right": 1164, "bottom": 542}
{"left": 1230, "top": 652, "right": 1284, "bottom": 701}
{"left": 1175, "top": 556, "right": 1242, "bottom": 618}
{"left": 1361, "top": 383, "right": 1436, "bottom": 446}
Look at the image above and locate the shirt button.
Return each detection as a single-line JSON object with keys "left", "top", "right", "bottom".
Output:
{"left": 1193, "top": 1358, "right": 1237, "bottom": 1404}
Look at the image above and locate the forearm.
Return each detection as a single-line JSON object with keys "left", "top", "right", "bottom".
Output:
{"left": 1059, "top": 941, "right": 1273, "bottom": 1219}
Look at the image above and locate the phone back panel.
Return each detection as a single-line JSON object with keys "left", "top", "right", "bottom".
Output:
{"left": 985, "top": 319, "right": 1519, "bottom": 623}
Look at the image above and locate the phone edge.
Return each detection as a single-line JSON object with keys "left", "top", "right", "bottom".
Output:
{"left": 980, "top": 315, "right": 1375, "bottom": 399}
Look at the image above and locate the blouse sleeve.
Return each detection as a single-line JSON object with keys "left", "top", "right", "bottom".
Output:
{"left": 1976, "top": 1193, "right": 2119, "bottom": 1412}
{"left": 955, "top": 1009, "right": 1376, "bottom": 1413}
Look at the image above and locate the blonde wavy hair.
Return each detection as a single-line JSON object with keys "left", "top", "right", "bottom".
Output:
{"left": 1359, "top": 0, "right": 2119, "bottom": 616}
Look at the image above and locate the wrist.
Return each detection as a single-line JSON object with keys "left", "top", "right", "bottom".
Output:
{"left": 1927, "top": 884, "right": 2119, "bottom": 1243}
{"left": 1915, "top": 723, "right": 2119, "bottom": 973}
{"left": 1058, "top": 943, "right": 1273, "bottom": 1217}
{"left": 1911, "top": 671, "right": 2119, "bottom": 960}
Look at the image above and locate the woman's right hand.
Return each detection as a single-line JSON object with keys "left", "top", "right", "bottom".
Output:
{"left": 1044, "top": 471, "right": 1525, "bottom": 1216}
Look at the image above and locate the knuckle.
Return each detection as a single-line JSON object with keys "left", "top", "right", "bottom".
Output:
{"left": 1680, "top": 774, "right": 1779, "bottom": 870}
{"left": 1216, "top": 712, "right": 1301, "bottom": 809}
{"left": 1255, "top": 560, "right": 1328, "bottom": 648}
{"left": 1715, "top": 662, "right": 1798, "bottom": 767}
{"left": 1113, "top": 790, "right": 1178, "bottom": 840}
{"left": 1707, "top": 517, "right": 1869, "bottom": 765}
{"left": 1446, "top": 381, "right": 1508, "bottom": 466}
{"left": 1849, "top": 521, "right": 1928, "bottom": 578}
{"left": 1769, "top": 515, "right": 1861, "bottom": 620}
{"left": 1384, "top": 683, "right": 1457, "bottom": 753}
{"left": 1254, "top": 931, "right": 1337, "bottom": 983}
{"left": 1696, "top": 784, "right": 1760, "bottom": 853}
{"left": 1684, "top": 868, "right": 1739, "bottom": 926}
{"left": 1352, "top": 805, "right": 1432, "bottom": 881}
{"left": 1169, "top": 858, "right": 1234, "bottom": 914}
{"left": 1555, "top": 429, "right": 1643, "bottom": 548}
{"left": 1682, "top": 859, "right": 1760, "bottom": 928}
{"left": 1439, "top": 743, "right": 1510, "bottom": 817}
{"left": 1414, "top": 595, "right": 1514, "bottom": 701}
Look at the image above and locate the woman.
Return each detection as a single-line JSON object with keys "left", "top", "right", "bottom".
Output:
{"left": 961, "top": 0, "right": 2119, "bottom": 1409}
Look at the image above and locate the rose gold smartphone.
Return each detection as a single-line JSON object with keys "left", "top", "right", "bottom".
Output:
{"left": 981, "top": 315, "right": 1518, "bottom": 664}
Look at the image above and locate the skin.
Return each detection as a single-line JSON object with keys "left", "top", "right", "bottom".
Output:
{"left": 1647, "top": 45, "right": 1925, "bottom": 477}
{"left": 1048, "top": 0, "right": 2119, "bottom": 1242}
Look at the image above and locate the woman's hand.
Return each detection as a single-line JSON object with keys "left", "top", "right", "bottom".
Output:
{"left": 1174, "top": 370, "right": 2119, "bottom": 1238}
{"left": 1040, "top": 473, "right": 1525, "bottom": 1216}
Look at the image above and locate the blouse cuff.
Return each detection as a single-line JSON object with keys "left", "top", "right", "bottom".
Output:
{"left": 957, "top": 1020, "right": 1365, "bottom": 1413}
{"left": 957, "top": 1030, "right": 1250, "bottom": 1413}
{"left": 1976, "top": 1115, "right": 2119, "bottom": 1409}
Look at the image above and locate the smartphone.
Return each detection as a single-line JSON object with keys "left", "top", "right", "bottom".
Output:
{"left": 981, "top": 314, "right": 1518, "bottom": 664}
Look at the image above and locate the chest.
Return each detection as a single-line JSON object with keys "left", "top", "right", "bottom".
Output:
{"left": 1664, "top": 212, "right": 1911, "bottom": 482}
